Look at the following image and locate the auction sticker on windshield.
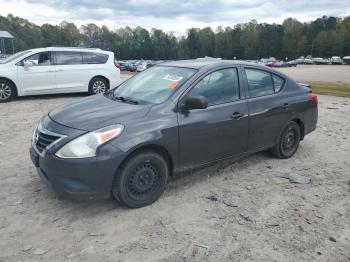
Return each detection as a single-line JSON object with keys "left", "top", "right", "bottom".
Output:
{"left": 163, "top": 74, "right": 183, "bottom": 82}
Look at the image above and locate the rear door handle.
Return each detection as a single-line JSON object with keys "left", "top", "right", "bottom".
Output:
{"left": 282, "top": 103, "right": 289, "bottom": 110}
{"left": 231, "top": 112, "right": 243, "bottom": 120}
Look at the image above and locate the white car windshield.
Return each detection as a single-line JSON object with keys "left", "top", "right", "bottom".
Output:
{"left": 0, "top": 51, "right": 31, "bottom": 64}
{"left": 112, "top": 66, "right": 197, "bottom": 104}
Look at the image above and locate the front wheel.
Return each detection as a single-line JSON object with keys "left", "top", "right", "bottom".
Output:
{"left": 112, "top": 152, "right": 169, "bottom": 208}
{"left": 0, "top": 79, "right": 16, "bottom": 103}
{"left": 88, "top": 77, "right": 109, "bottom": 95}
{"left": 271, "top": 122, "right": 301, "bottom": 159}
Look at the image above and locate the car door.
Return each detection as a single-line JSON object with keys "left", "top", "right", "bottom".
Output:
{"left": 16, "top": 51, "right": 56, "bottom": 95}
{"left": 178, "top": 67, "right": 249, "bottom": 168}
{"left": 53, "top": 51, "right": 88, "bottom": 93}
{"left": 243, "top": 67, "right": 291, "bottom": 151}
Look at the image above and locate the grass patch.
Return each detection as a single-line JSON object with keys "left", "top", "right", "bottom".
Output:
{"left": 308, "top": 82, "right": 350, "bottom": 97}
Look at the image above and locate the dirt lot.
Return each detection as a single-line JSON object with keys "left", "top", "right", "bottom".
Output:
{"left": 277, "top": 65, "right": 350, "bottom": 84}
{"left": 0, "top": 77, "right": 350, "bottom": 261}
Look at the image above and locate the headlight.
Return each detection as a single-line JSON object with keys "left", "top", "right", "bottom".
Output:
{"left": 55, "top": 124, "right": 124, "bottom": 158}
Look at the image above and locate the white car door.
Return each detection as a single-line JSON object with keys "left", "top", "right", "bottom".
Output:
{"left": 17, "top": 52, "right": 57, "bottom": 95}
{"left": 53, "top": 51, "right": 89, "bottom": 93}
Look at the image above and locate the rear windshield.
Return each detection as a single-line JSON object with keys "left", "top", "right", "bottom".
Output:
{"left": 113, "top": 66, "right": 197, "bottom": 104}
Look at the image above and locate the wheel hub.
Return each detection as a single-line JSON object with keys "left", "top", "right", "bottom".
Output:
{"left": 127, "top": 163, "right": 159, "bottom": 196}
{"left": 0, "top": 84, "right": 11, "bottom": 100}
{"left": 92, "top": 81, "right": 106, "bottom": 94}
{"left": 283, "top": 129, "right": 296, "bottom": 150}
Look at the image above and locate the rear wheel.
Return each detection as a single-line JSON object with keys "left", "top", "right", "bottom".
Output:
{"left": 112, "top": 152, "right": 169, "bottom": 208}
{"left": 271, "top": 122, "right": 301, "bottom": 159}
{"left": 88, "top": 77, "right": 109, "bottom": 95}
{"left": 0, "top": 79, "right": 16, "bottom": 103}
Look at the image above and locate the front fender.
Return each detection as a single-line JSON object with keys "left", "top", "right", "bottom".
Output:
{"left": 109, "top": 110, "right": 179, "bottom": 168}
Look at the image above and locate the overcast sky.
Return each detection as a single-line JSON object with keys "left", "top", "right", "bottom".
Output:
{"left": 1, "top": 0, "right": 349, "bottom": 34}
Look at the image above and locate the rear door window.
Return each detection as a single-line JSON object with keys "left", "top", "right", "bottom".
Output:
{"left": 245, "top": 69, "right": 274, "bottom": 98}
{"left": 245, "top": 68, "right": 286, "bottom": 97}
{"left": 83, "top": 52, "right": 109, "bottom": 64}
{"left": 54, "top": 51, "right": 83, "bottom": 65}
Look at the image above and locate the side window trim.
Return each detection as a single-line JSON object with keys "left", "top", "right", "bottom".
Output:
{"left": 180, "top": 66, "right": 241, "bottom": 108}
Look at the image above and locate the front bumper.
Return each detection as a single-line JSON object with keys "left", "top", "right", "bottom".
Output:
{"left": 30, "top": 118, "right": 125, "bottom": 200}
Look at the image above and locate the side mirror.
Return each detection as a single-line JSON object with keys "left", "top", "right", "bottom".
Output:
{"left": 23, "top": 61, "right": 33, "bottom": 69}
{"left": 183, "top": 96, "right": 208, "bottom": 110}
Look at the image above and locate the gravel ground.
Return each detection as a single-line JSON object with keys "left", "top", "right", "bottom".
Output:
{"left": 277, "top": 65, "right": 350, "bottom": 84}
{"left": 0, "top": 81, "right": 349, "bottom": 261}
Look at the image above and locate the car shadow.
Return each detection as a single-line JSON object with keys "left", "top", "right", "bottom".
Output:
{"left": 15, "top": 93, "right": 88, "bottom": 102}
{"left": 49, "top": 150, "right": 273, "bottom": 213}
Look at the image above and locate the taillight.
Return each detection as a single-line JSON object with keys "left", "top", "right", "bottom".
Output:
{"left": 308, "top": 93, "right": 318, "bottom": 103}
{"left": 115, "top": 63, "right": 120, "bottom": 69}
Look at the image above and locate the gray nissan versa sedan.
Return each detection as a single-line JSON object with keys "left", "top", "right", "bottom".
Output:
{"left": 30, "top": 59, "right": 318, "bottom": 208}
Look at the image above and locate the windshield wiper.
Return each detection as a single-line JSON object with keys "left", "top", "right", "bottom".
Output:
{"left": 105, "top": 90, "right": 139, "bottom": 105}
{"left": 114, "top": 95, "right": 139, "bottom": 105}
{"left": 104, "top": 90, "right": 115, "bottom": 99}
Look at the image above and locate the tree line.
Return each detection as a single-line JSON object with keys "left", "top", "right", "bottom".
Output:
{"left": 1, "top": 14, "right": 350, "bottom": 60}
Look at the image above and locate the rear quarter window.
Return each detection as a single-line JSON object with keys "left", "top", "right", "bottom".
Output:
{"left": 272, "top": 74, "right": 285, "bottom": 92}
{"left": 83, "top": 52, "right": 109, "bottom": 64}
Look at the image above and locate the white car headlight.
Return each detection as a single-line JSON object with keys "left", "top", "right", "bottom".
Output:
{"left": 55, "top": 124, "right": 124, "bottom": 158}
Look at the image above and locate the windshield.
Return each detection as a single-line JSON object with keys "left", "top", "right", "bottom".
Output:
{"left": 113, "top": 66, "right": 196, "bottom": 104}
{"left": 0, "top": 50, "right": 31, "bottom": 64}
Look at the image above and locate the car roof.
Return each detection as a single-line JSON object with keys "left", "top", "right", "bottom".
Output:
{"left": 159, "top": 58, "right": 291, "bottom": 79}
{"left": 25, "top": 47, "right": 111, "bottom": 54}
{"left": 160, "top": 59, "right": 264, "bottom": 69}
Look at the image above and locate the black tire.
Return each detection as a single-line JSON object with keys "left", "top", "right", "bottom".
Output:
{"left": 112, "top": 151, "right": 169, "bottom": 208}
{"left": 88, "top": 77, "right": 109, "bottom": 95}
{"left": 0, "top": 79, "right": 16, "bottom": 103}
{"left": 271, "top": 122, "right": 301, "bottom": 159}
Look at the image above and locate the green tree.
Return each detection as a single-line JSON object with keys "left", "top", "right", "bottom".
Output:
{"left": 1, "top": 13, "right": 349, "bottom": 59}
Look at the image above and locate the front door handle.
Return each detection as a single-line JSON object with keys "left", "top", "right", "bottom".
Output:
{"left": 231, "top": 112, "right": 243, "bottom": 120}
{"left": 282, "top": 103, "right": 289, "bottom": 110}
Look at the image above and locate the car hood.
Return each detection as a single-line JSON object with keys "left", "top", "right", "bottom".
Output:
{"left": 49, "top": 94, "right": 152, "bottom": 131}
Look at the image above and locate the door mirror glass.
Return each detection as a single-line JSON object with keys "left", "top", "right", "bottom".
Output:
{"left": 184, "top": 96, "right": 208, "bottom": 110}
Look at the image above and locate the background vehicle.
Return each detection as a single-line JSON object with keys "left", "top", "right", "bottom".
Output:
{"left": 330, "top": 56, "right": 343, "bottom": 64}
{"left": 116, "top": 61, "right": 128, "bottom": 71}
{"left": 136, "top": 61, "right": 152, "bottom": 72}
{"left": 0, "top": 47, "right": 120, "bottom": 102}
{"left": 312, "top": 57, "right": 330, "bottom": 65}
{"left": 30, "top": 59, "right": 318, "bottom": 208}
{"left": 286, "top": 60, "right": 298, "bottom": 67}
{"left": 343, "top": 56, "right": 350, "bottom": 65}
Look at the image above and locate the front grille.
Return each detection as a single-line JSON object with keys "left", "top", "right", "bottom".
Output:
{"left": 35, "top": 131, "right": 60, "bottom": 153}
